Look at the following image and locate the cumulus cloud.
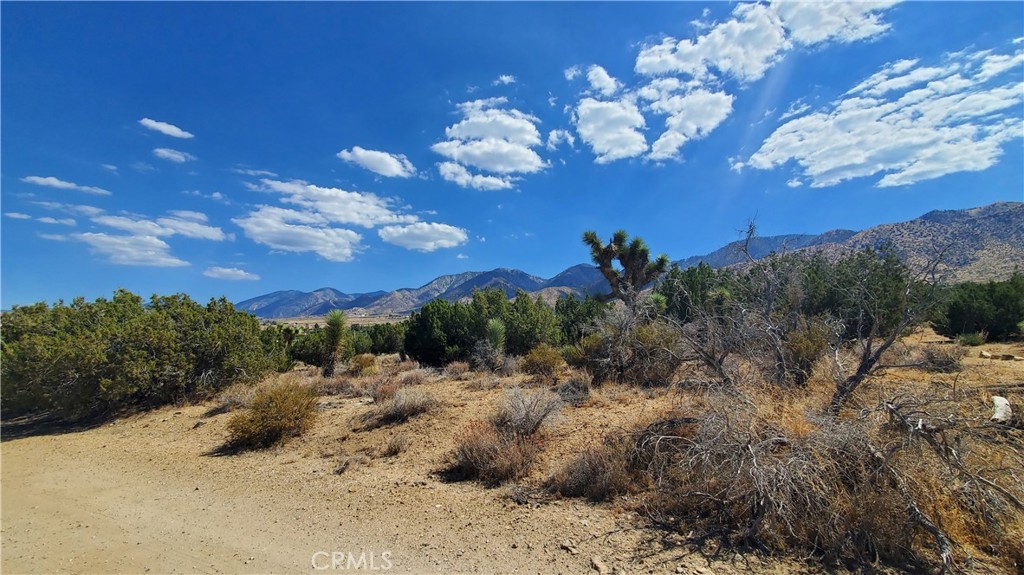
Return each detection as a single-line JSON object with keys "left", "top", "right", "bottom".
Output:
{"left": 255, "top": 179, "right": 418, "bottom": 228}
{"left": 153, "top": 148, "right": 197, "bottom": 163}
{"left": 546, "top": 129, "right": 576, "bottom": 151}
{"left": 643, "top": 88, "right": 734, "bottom": 161}
{"left": 493, "top": 74, "right": 517, "bottom": 85}
{"left": 203, "top": 266, "right": 260, "bottom": 281}
{"left": 747, "top": 45, "right": 1024, "bottom": 188}
{"left": 233, "top": 206, "right": 363, "bottom": 262}
{"left": 564, "top": 66, "right": 582, "bottom": 80}
{"left": 432, "top": 98, "right": 548, "bottom": 188}
{"left": 438, "top": 162, "right": 514, "bottom": 191}
{"left": 71, "top": 233, "right": 190, "bottom": 267}
{"left": 378, "top": 222, "right": 468, "bottom": 252}
{"left": 573, "top": 97, "right": 648, "bottom": 163}
{"left": 337, "top": 146, "right": 417, "bottom": 178}
{"left": 138, "top": 118, "right": 194, "bottom": 139}
{"left": 5, "top": 212, "right": 32, "bottom": 219}
{"left": 587, "top": 65, "right": 622, "bottom": 97}
{"left": 21, "top": 176, "right": 111, "bottom": 196}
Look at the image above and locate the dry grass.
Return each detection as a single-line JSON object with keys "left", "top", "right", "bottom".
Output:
{"left": 443, "top": 361, "right": 471, "bottom": 379}
{"left": 204, "top": 382, "right": 258, "bottom": 416}
{"left": 347, "top": 353, "right": 379, "bottom": 376}
{"left": 491, "top": 387, "right": 563, "bottom": 437}
{"left": 398, "top": 368, "right": 434, "bottom": 386}
{"left": 380, "top": 433, "right": 409, "bottom": 457}
{"left": 366, "top": 376, "right": 400, "bottom": 404}
{"left": 450, "top": 420, "right": 541, "bottom": 487}
{"left": 361, "top": 388, "right": 438, "bottom": 429}
{"left": 547, "top": 440, "right": 633, "bottom": 501}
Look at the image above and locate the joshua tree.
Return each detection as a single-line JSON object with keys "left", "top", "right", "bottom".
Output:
{"left": 582, "top": 230, "right": 670, "bottom": 312}
{"left": 322, "top": 309, "right": 351, "bottom": 377}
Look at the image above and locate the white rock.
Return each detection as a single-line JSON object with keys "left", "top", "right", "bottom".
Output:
{"left": 991, "top": 396, "right": 1013, "bottom": 424}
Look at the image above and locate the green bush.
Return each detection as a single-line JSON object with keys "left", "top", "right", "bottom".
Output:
{"left": 956, "top": 331, "right": 987, "bottom": 346}
{"left": 521, "top": 343, "right": 565, "bottom": 382}
{"left": 934, "top": 273, "right": 1024, "bottom": 341}
{"left": 225, "top": 381, "right": 319, "bottom": 450}
{"left": 1, "top": 290, "right": 273, "bottom": 420}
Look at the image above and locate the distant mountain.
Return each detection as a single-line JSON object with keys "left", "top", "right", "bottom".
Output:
{"left": 237, "top": 202, "right": 1023, "bottom": 319}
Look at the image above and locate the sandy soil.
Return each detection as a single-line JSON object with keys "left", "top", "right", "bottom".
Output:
{"left": 3, "top": 333, "right": 1021, "bottom": 575}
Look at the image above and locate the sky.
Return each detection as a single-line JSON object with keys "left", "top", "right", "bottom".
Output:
{"left": 2, "top": 1, "right": 1022, "bottom": 308}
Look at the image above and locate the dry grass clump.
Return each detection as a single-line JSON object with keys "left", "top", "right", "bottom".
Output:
{"left": 380, "top": 433, "right": 409, "bottom": 457}
{"left": 362, "top": 388, "right": 437, "bottom": 429}
{"left": 443, "top": 361, "right": 471, "bottom": 379}
{"left": 449, "top": 386, "right": 563, "bottom": 487}
{"left": 366, "top": 376, "right": 399, "bottom": 404}
{"left": 629, "top": 385, "right": 1024, "bottom": 572}
{"left": 552, "top": 376, "right": 591, "bottom": 407}
{"left": 317, "top": 376, "right": 361, "bottom": 397}
{"left": 490, "top": 387, "right": 564, "bottom": 437}
{"left": 347, "top": 353, "right": 379, "bottom": 376}
{"left": 398, "top": 368, "right": 433, "bottom": 386}
{"left": 520, "top": 344, "right": 565, "bottom": 383}
{"left": 918, "top": 344, "right": 965, "bottom": 373}
{"left": 223, "top": 381, "right": 318, "bottom": 451}
{"left": 547, "top": 439, "right": 633, "bottom": 501}
{"left": 205, "top": 382, "right": 258, "bottom": 416}
{"left": 451, "top": 420, "right": 541, "bottom": 487}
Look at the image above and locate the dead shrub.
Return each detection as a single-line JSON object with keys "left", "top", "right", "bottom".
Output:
{"left": 451, "top": 420, "right": 540, "bottom": 487}
{"left": 919, "top": 344, "right": 965, "bottom": 373}
{"left": 348, "top": 353, "right": 379, "bottom": 376}
{"left": 205, "top": 382, "right": 257, "bottom": 416}
{"left": 318, "top": 376, "right": 360, "bottom": 397}
{"left": 496, "top": 355, "right": 520, "bottom": 376}
{"left": 521, "top": 343, "right": 565, "bottom": 383}
{"left": 552, "top": 376, "right": 590, "bottom": 407}
{"left": 398, "top": 368, "right": 433, "bottom": 386}
{"left": 362, "top": 388, "right": 437, "bottom": 429}
{"left": 224, "top": 381, "right": 318, "bottom": 451}
{"left": 491, "top": 387, "right": 563, "bottom": 437}
{"left": 548, "top": 440, "right": 633, "bottom": 501}
{"left": 366, "top": 377, "right": 399, "bottom": 403}
{"left": 380, "top": 433, "right": 409, "bottom": 457}
{"left": 443, "top": 361, "right": 471, "bottom": 379}
{"left": 469, "top": 340, "right": 503, "bottom": 372}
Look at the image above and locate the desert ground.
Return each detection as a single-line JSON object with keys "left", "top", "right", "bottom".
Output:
{"left": 3, "top": 331, "right": 1022, "bottom": 575}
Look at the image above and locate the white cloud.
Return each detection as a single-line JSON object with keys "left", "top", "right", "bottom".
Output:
{"left": 37, "top": 217, "right": 76, "bottom": 226}
{"left": 92, "top": 212, "right": 226, "bottom": 240}
{"left": 5, "top": 212, "right": 32, "bottom": 219}
{"left": 167, "top": 210, "right": 208, "bottom": 222}
{"left": 573, "top": 97, "right": 648, "bottom": 163}
{"left": 779, "top": 100, "right": 811, "bottom": 121}
{"left": 32, "top": 201, "right": 104, "bottom": 217}
{"left": 203, "top": 266, "right": 260, "bottom": 281}
{"left": 564, "top": 66, "right": 581, "bottom": 81}
{"left": 586, "top": 65, "right": 622, "bottom": 97}
{"left": 232, "top": 167, "right": 278, "bottom": 177}
{"left": 432, "top": 98, "right": 548, "bottom": 186}
{"left": 255, "top": 179, "right": 418, "bottom": 228}
{"left": 378, "top": 222, "right": 468, "bottom": 252}
{"left": 232, "top": 206, "right": 363, "bottom": 262}
{"left": 773, "top": 1, "right": 899, "bottom": 46}
{"left": 438, "top": 162, "right": 515, "bottom": 191}
{"left": 71, "top": 233, "right": 190, "bottom": 267}
{"left": 748, "top": 45, "right": 1024, "bottom": 188}
{"left": 546, "top": 129, "right": 576, "bottom": 151}
{"left": 184, "top": 190, "right": 230, "bottom": 204}
{"left": 493, "top": 74, "right": 517, "bottom": 86}
{"left": 786, "top": 179, "right": 803, "bottom": 188}
{"left": 138, "top": 118, "right": 194, "bottom": 139}
{"left": 644, "top": 88, "right": 734, "bottom": 161}
{"left": 101, "top": 164, "right": 119, "bottom": 173}
{"left": 153, "top": 148, "right": 197, "bottom": 163}
{"left": 337, "top": 146, "right": 417, "bottom": 178}
{"left": 21, "top": 176, "right": 111, "bottom": 196}
{"left": 456, "top": 253, "right": 469, "bottom": 260}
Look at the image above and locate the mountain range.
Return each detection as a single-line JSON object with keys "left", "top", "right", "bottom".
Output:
{"left": 237, "top": 202, "right": 1024, "bottom": 319}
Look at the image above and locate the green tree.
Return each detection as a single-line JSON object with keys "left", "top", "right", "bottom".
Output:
{"left": 554, "top": 294, "right": 609, "bottom": 345}
{"left": 322, "top": 310, "right": 353, "bottom": 377}
{"left": 504, "top": 291, "right": 560, "bottom": 356}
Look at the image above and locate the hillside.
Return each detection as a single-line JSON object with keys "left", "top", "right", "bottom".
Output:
{"left": 237, "top": 201, "right": 1024, "bottom": 318}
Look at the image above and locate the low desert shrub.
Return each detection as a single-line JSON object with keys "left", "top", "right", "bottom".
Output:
{"left": 496, "top": 355, "right": 520, "bottom": 377}
{"left": 318, "top": 376, "right": 360, "bottom": 397}
{"left": 919, "top": 345, "right": 965, "bottom": 373}
{"left": 491, "top": 387, "right": 563, "bottom": 437}
{"left": 366, "top": 376, "right": 399, "bottom": 403}
{"left": 205, "top": 382, "right": 257, "bottom": 416}
{"left": 521, "top": 343, "right": 565, "bottom": 383}
{"left": 398, "top": 368, "right": 433, "bottom": 386}
{"left": 381, "top": 433, "right": 409, "bottom": 457}
{"left": 469, "top": 340, "right": 503, "bottom": 372}
{"left": 956, "top": 331, "right": 987, "bottom": 346}
{"left": 443, "top": 361, "right": 471, "bottom": 379}
{"left": 363, "top": 388, "right": 437, "bottom": 429}
{"left": 225, "top": 381, "right": 318, "bottom": 450}
{"left": 547, "top": 441, "right": 633, "bottom": 501}
{"left": 451, "top": 420, "right": 540, "bottom": 487}
{"left": 347, "top": 353, "right": 378, "bottom": 376}
{"left": 552, "top": 376, "right": 590, "bottom": 407}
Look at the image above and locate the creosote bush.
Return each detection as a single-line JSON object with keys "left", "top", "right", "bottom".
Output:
{"left": 225, "top": 381, "right": 318, "bottom": 451}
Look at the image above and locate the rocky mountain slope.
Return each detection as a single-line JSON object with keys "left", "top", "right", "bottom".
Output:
{"left": 237, "top": 202, "right": 1023, "bottom": 318}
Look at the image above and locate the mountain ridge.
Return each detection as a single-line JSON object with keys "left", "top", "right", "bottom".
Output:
{"left": 236, "top": 201, "right": 1024, "bottom": 318}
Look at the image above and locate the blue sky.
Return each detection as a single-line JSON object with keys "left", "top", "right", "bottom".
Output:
{"left": 2, "top": 2, "right": 1022, "bottom": 308}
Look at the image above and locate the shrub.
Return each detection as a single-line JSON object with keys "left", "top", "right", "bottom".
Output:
{"left": 934, "top": 273, "right": 1024, "bottom": 341}
{"left": 366, "top": 377, "right": 399, "bottom": 404}
{"left": 491, "top": 387, "right": 563, "bottom": 437}
{"left": 318, "top": 376, "right": 360, "bottom": 397}
{"left": 225, "top": 381, "right": 318, "bottom": 450}
{"left": 919, "top": 345, "right": 965, "bottom": 373}
{"left": 552, "top": 377, "right": 590, "bottom": 407}
{"left": 348, "top": 353, "right": 378, "bottom": 376}
{"left": 381, "top": 433, "right": 409, "bottom": 457}
{"left": 443, "top": 361, "right": 471, "bottom": 379}
{"left": 548, "top": 442, "right": 632, "bottom": 501}
{"left": 363, "top": 389, "right": 437, "bottom": 428}
{"left": 496, "top": 355, "right": 520, "bottom": 376}
{"left": 398, "top": 368, "right": 432, "bottom": 386}
{"left": 469, "top": 340, "right": 503, "bottom": 372}
{"left": 521, "top": 344, "right": 565, "bottom": 382}
{"left": 956, "top": 331, "right": 987, "bottom": 346}
{"left": 451, "top": 420, "right": 540, "bottom": 487}
{"left": 205, "top": 382, "right": 257, "bottom": 416}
